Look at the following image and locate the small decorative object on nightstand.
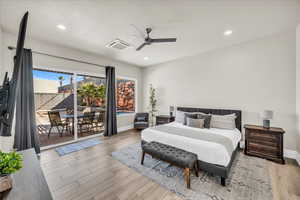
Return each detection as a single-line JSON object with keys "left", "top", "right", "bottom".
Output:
{"left": 261, "top": 110, "right": 273, "bottom": 129}
{"left": 244, "top": 124, "right": 285, "bottom": 164}
{"left": 156, "top": 115, "right": 175, "bottom": 126}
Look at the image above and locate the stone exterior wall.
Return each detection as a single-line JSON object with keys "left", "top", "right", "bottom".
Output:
{"left": 117, "top": 79, "right": 135, "bottom": 112}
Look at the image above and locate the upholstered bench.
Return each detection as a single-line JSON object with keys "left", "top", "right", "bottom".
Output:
{"left": 141, "top": 141, "right": 199, "bottom": 189}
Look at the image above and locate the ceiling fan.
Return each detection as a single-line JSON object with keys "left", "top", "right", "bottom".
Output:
{"left": 136, "top": 27, "right": 177, "bottom": 51}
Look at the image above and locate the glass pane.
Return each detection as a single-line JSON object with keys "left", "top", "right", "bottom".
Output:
{"left": 117, "top": 79, "right": 135, "bottom": 114}
{"left": 33, "top": 69, "right": 75, "bottom": 147}
{"left": 76, "top": 75, "right": 106, "bottom": 138}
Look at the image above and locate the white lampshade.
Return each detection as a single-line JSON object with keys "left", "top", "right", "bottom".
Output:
{"left": 261, "top": 110, "right": 273, "bottom": 120}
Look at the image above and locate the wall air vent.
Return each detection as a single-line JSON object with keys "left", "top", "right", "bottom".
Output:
{"left": 105, "top": 39, "right": 130, "bottom": 50}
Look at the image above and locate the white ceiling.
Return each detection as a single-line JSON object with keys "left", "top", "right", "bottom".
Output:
{"left": 1, "top": 0, "right": 300, "bottom": 67}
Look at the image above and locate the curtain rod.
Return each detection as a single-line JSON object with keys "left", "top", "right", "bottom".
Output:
{"left": 8, "top": 46, "right": 105, "bottom": 68}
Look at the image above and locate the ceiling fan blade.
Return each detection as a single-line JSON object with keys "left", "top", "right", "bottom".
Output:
{"left": 151, "top": 38, "right": 177, "bottom": 43}
{"left": 136, "top": 43, "right": 147, "bottom": 51}
{"left": 130, "top": 24, "right": 146, "bottom": 38}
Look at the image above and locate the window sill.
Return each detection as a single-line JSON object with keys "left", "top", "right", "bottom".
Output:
{"left": 117, "top": 112, "right": 136, "bottom": 117}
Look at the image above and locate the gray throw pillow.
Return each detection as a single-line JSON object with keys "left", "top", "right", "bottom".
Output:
{"left": 197, "top": 114, "right": 212, "bottom": 128}
{"left": 186, "top": 117, "right": 205, "bottom": 128}
{"left": 210, "top": 113, "right": 236, "bottom": 130}
{"left": 137, "top": 116, "right": 146, "bottom": 121}
{"left": 184, "top": 113, "right": 198, "bottom": 125}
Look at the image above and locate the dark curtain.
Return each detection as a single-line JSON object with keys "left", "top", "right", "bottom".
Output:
{"left": 104, "top": 66, "right": 117, "bottom": 136}
{"left": 14, "top": 49, "right": 40, "bottom": 154}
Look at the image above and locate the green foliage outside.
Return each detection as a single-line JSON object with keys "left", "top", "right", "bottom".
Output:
{"left": 58, "top": 76, "right": 65, "bottom": 87}
{"left": 0, "top": 151, "right": 23, "bottom": 176}
{"left": 77, "top": 82, "right": 106, "bottom": 106}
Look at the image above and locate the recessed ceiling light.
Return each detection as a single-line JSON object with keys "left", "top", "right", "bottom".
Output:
{"left": 144, "top": 57, "right": 149, "bottom": 60}
{"left": 56, "top": 24, "right": 66, "bottom": 30}
{"left": 224, "top": 30, "right": 233, "bottom": 36}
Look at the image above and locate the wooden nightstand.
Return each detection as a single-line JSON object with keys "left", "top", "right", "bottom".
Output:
{"left": 244, "top": 124, "right": 285, "bottom": 164}
{"left": 156, "top": 115, "right": 175, "bottom": 125}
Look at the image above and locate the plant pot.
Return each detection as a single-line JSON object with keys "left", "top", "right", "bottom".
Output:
{"left": 0, "top": 175, "right": 12, "bottom": 193}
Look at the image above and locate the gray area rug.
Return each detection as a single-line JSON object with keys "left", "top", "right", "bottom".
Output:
{"left": 112, "top": 143, "right": 273, "bottom": 200}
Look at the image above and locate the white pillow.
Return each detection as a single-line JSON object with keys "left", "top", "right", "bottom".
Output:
{"left": 211, "top": 113, "right": 236, "bottom": 130}
{"left": 175, "top": 110, "right": 186, "bottom": 124}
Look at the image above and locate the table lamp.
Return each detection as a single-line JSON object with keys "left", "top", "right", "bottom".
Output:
{"left": 261, "top": 110, "right": 273, "bottom": 129}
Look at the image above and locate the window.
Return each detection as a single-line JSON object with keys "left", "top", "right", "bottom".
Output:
{"left": 116, "top": 78, "right": 136, "bottom": 114}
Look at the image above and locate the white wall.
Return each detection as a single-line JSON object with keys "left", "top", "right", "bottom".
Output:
{"left": 0, "top": 25, "right": 3, "bottom": 151}
{"left": 143, "top": 31, "right": 298, "bottom": 151}
{"left": 0, "top": 32, "right": 142, "bottom": 151}
{"left": 296, "top": 24, "right": 300, "bottom": 154}
{"left": 33, "top": 79, "right": 60, "bottom": 93}
{"left": 0, "top": 26, "right": 2, "bottom": 71}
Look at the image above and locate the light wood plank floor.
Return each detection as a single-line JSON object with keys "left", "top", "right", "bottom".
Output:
{"left": 40, "top": 129, "right": 300, "bottom": 200}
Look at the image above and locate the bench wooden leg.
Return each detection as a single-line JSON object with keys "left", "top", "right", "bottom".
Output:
{"left": 141, "top": 151, "right": 145, "bottom": 165}
{"left": 184, "top": 168, "right": 191, "bottom": 189}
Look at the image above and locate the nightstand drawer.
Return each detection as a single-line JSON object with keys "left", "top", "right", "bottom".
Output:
{"left": 247, "top": 138, "right": 278, "bottom": 147}
{"left": 248, "top": 142, "right": 278, "bottom": 156}
{"left": 246, "top": 131, "right": 278, "bottom": 143}
{"left": 156, "top": 119, "right": 168, "bottom": 123}
{"left": 156, "top": 115, "right": 175, "bottom": 125}
{"left": 247, "top": 150, "right": 279, "bottom": 160}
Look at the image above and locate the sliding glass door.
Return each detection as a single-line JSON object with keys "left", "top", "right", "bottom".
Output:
{"left": 76, "top": 74, "right": 106, "bottom": 139}
{"left": 33, "top": 69, "right": 75, "bottom": 147}
{"left": 33, "top": 69, "right": 105, "bottom": 147}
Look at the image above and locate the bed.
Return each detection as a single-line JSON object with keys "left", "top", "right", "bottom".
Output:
{"left": 141, "top": 107, "right": 242, "bottom": 186}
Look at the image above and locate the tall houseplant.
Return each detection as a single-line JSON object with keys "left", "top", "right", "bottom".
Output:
{"left": 0, "top": 151, "right": 23, "bottom": 192}
{"left": 148, "top": 84, "right": 157, "bottom": 126}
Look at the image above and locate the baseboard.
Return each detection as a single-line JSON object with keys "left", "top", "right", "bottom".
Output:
{"left": 296, "top": 153, "right": 300, "bottom": 166}
{"left": 118, "top": 124, "right": 134, "bottom": 133}
{"left": 284, "top": 149, "right": 300, "bottom": 166}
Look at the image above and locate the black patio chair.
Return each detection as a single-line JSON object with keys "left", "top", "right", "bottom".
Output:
{"left": 48, "top": 111, "right": 71, "bottom": 138}
{"left": 93, "top": 111, "right": 105, "bottom": 132}
{"left": 78, "top": 111, "right": 95, "bottom": 134}
{"left": 134, "top": 113, "right": 149, "bottom": 130}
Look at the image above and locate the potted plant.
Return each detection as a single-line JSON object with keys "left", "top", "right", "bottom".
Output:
{"left": 0, "top": 151, "right": 23, "bottom": 192}
{"left": 148, "top": 84, "right": 157, "bottom": 126}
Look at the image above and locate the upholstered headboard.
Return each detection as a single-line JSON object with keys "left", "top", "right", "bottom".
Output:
{"left": 177, "top": 107, "right": 242, "bottom": 132}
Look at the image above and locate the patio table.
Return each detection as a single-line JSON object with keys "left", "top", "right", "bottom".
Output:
{"left": 61, "top": 113, "right": 95, "bottom": 134}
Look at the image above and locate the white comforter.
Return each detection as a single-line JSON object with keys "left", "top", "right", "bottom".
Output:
{"left": 141, "top": 122, "right": 241, "bottom": 166}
